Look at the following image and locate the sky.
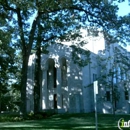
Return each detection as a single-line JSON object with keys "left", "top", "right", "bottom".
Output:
{"left": 117, "top": 1, "right": 130, "bottom": 51}
{"left": 117, "top": 1, "right": 130, "bottom": 16}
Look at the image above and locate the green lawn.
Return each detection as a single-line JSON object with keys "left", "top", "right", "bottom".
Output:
{"left": 0, "top": 113, "right": 129, "bottom": 130}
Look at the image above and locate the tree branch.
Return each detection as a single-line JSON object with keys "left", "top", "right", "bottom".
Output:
{"left": 27, "top": 11, "right": 41, "bottom": 56}
{"left": 0, "top": 0, "right": 17, "bottom": 12}
{"left": 16, "top": 8, "right": 26, "bottom": 53}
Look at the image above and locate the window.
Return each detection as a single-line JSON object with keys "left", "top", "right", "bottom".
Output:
{"left": 61, "top": 58, "right": 67, "bottom": 87}
{"left": 93, "top": 73, "right": 97, "bottom": 81}
{"left": 47, "top": 70, "right": 49, "bottom": 89}
{"left": 124, "top": 84, "right": 129, "bottom": 100}
{"left": 106, "top": 91, "right": 110, "bottom": 101}
{"left": 125, "top": 90, "right": 129, "bottom": 100}
{"left": 54, "top": 67, "right": 57, "bottom": 88}
{"left": 54, "top": 94, "right": 57, "bottom": 109}
{"left": 113, "top": 68, "right": 117, "bottom": 84}
{"left": 47, "top": 59, "right": 56, "bottom": 89}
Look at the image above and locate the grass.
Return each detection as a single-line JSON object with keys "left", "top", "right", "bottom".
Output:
{"left": 0, "top": 113, "right": 129, "bottom": 130}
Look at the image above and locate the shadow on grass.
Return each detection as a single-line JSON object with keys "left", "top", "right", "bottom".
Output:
{"left": 0, "top": 113, "right": 129, "bottom": 130}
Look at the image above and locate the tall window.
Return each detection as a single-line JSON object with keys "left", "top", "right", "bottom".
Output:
{"left": 93, "top": 73, "right": 97, "bottom": 81}
{"left": 61, "top": 58, "right": 67, "bottom": 87}
{"left": 54, "top": 66, "right": 57, "bottom": 88}
{"left": 125, "top": 90, "right": 129, "bottom": 100}
{"left": 106, "top": 91, "right": 110, "bottom": 101}
{"left": 62, "top": 94, "right": 63, "bottom": 108}
{"left": 118, "top": 67, "right": 121, "bottom": 81}
{"left": 54, "top": 94, "right": 57, "bottom": 109}
{"left": 47, "top": 70, "right": 49, "bottom": 89}
{"left": 47, "top": 59, "right": 56, "bottom": 89}
{"left": 124, "top": 85, "right": 129, "bottom": 100}
{"left": 113, "top": 68, "right": 117, "bottom": 84}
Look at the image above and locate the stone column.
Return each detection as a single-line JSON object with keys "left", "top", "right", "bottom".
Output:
{"left": 41, "top": 69, "right": 48, "bottom": 110}
{"left": 57, "top": 67, "right": 62, "bottom": 109}
{"left": 26, "top": 55, "right": 35, "bottom": 112}
{"left": 65, "top": 60, "right": 70, "bottom": 111}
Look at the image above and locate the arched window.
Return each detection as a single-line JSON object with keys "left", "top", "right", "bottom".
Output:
{"left": 61, "top": 58, "right": 67, "bottom": 87}
{"left": 47, "top": 59, "right": 57, "bottom": 89}
{"left": 54, "top": 66, "right": 57, "bottom": 88}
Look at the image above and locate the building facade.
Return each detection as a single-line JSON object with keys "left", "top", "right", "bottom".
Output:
{"left": 26, "top": 34, "right": 130, "bottom": 114}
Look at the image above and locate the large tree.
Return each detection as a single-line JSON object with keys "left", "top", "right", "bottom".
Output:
{"left": 0, "top": 28, "right": 20, "bottom": 112}
{"left": 0, "top": 0, "right": 130, "bottom": 114}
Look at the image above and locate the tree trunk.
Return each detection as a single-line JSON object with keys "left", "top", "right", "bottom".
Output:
{"left": 34, "top": 23, "right": 42, "bottom": 114}
{"left": 20, "top": 54, "right": 29, "bottom": 115}
{"left": 16, "top": 9, "right": 40, "bottom": 115}
{"left": 34, "top": 45, "right": 41, "bottom": 114}
{"left": 0, "top": 91, "right": 1, "bottom": 113}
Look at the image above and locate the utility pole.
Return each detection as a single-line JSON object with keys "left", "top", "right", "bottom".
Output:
{"left": 94, "top": 81, "right": 98, "bottom": 130}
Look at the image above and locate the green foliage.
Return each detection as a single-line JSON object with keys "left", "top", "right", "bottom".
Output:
{"left": 0, "top": 111, "right": 55, "bottom": 122}
{"left": 0, "top": 18, "right": 21, "bottom": 112}
{"left": 0, "top": 113, "right": 130, "bottom": 129}
{"left": 0, "top": 113, "right": 23, "bottom": 122}
{"left": 0, "top": 0, "right": 130, "bottom": 114}
{"left": 71, "top": 45, "right": 90, "bottom": 67}
{"left": 26, "top": 111, "right": 55, "bottom": 120}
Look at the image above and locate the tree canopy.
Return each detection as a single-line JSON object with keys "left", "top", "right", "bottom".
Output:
{"left": 0, "top": 0, "right": 130, "bottom": 114}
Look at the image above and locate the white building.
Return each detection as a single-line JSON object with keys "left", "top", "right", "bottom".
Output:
{"left": 26, "top": 31, "right": 130, "bottom": 114}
